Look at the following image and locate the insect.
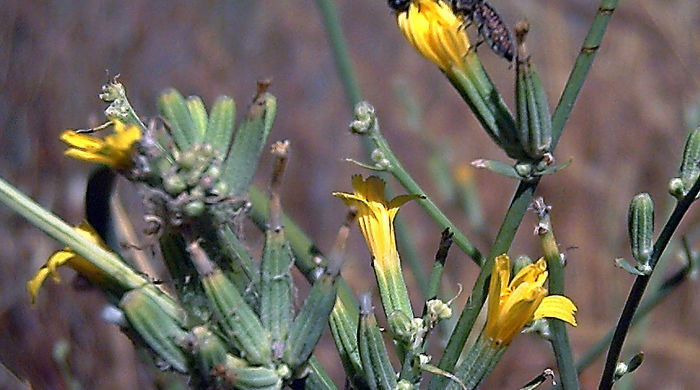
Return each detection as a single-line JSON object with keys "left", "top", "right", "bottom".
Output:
{"left": 387, "top": 0, "right": 412, "bottom": 13}
{"left": 450, "top": 0, "right": 515, "bottom": 62}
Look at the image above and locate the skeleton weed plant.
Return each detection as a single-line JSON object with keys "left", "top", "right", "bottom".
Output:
{"left": 1, "top": 0, "right": 699, "bottom": 389}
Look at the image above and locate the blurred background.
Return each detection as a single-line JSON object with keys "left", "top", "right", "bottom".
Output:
{"left": 1, "top": 0, "right": 699, "bottom": 388}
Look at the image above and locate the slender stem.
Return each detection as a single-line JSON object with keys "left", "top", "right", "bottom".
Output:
{"left": 551, "top": 0, "right": 619, "bottom": 146}
{"left": 396, "top": 221, "right": 430, "bottom": 296}
{"left": 0, "top": 176, "right": 180, "bottom": 317}
{"left": 533, "top": 198, "right": 579, "bottom": 390}
{"left": 429, "top": 0, "right": 620, "bottom": 375}
{"left": 427, "top": 228, "right": 454, "bottom": 300}
{"left": 598, "top": 177, "right": 700, "bottom": 389}
{"left": 314, "top": 0, "right": 362, "bottom": 106}
{"left": 0, "top": 176, "right": 146, "bottom": 292}
{"left": 428, "top": 180, "right": 538, "bottom": 390}
{"left": 572, "top": 263, "right": 690, "bottom": 377}
{"left": 372, "top": 128, "right": 485, "bottom": 266}
{"left": 315, "top": 0, "right": 425, "bottom": 297}
{"left": 248, "top": 185, "right": 363, "bottom": 376}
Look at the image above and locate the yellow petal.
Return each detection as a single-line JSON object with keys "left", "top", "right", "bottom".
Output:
{"left": 26, "top": 222, "right": 108, "bottom": 304}
{"left": 510, "top": 258, "right": 547, "bottom": 287}
{"left": 489, "top": 289, "right": 546, "bottom": 345}
{"left": 486, "top": 255, "right": 510, "bottom": 329}
{"left": 26, "top": 250, "right": 75, "bottom": 304}
{"left": 534, "top": 295, "right": 578, "bottom": 326}
{"left": 387, "top": 194, "right": 422, "bottom": 220}
{"left": 395, "top": 0, "right": 470, "bottom": 71}
{"left": 60, "top": 131, "right": 105, "bottom": 151}
{"left": 59, "top": 120, "right": 141, "bottom": 168}
{"left": 64, "top": 149, "right": 119, "bottom": 166}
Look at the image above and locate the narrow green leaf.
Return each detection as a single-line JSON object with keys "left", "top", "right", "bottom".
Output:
{"left": 158, "top": 88, "right": 195, "bottom": 150}
{"left": 283, "top": 272, "right": 338, "bottom": 369}
{"left": 223, "top": 91, "right": 277, "bottom": 196}
{"left": 206, "top": 95, "right": 236, "bottom": 155}
{"left": 260, "top": 228, "right": 294, "bottom": 348}
{"left": 358, "top": 294, "right": 397, "bottom": 390}
{"left": 186, "top": 95, "right": 208, "bottom": 143}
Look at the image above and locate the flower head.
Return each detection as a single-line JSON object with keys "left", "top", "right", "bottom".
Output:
{"left": 333, "top": 175, "right": 420, "bottom": 270}
{"left": 27, "top": 222, "right": 108, "bottom": 303}
{"left": 60, "top": 119, "right": 141, "bottom": 169}
{"left": 333, "top": 175, "right": 421, "bottom": 316}
{"left": 484, "top": 254, "right": 577, "bottom": 346}
{"left": 396, "top": 0, "right": 471, "bottom": 72}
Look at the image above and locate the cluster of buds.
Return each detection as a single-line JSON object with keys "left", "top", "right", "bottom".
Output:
{"left": 28, "top": 79, "right": 350, "bottom": 388}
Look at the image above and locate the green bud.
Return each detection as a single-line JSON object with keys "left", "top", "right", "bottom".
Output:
{"left": 387, "top": 310, "right": 415, "bottom": 343}
{"left": 212, "top": 181, "right": 229, "bottom": 196}
{"left": 206, "top": 165, "right": 221, "bottom": 182}
{"left": 120, "top": 289, "right": 189, "bottom": 373}
{"left": 628, "top": 193, "right": 654, "bottom": 268}
{"left": 668, "top": 177, "right": 686, "bottom": 199}
{"left": 679, "top": 127, "right": 700, "bottom": 193}
{"left": 190, "top": 326, "right": 227, "bottom": 376}
{"left": 159, "top": 88, "right": 196, "bottom": 151}
{"left": 282, "top": 271, "right": 338, "bottom": 370}
{"left": 515, "top": 60, "right": 552, "bottom": 160}
{"left": 613, "top": 352, "right": 644, "bottom": 384}
{"left": 202, "top": 271, "right": 272, "bottom": 365}
{"left": 186, "top": 95, "right": 208, "bottom": 143}
{"left": 205, "top": 96, "right": 236, "bottom": 156}
{"left": 514, "top": 162, "right": 533, "bottom": 178}
{"left": 350, "top": 101, "right": 376, "bottom": 134}
{"left": 163, "top": 174, "right": 187, "bottom": 195}
{"left": 358, "top": 294, "right": 397, "bottom": 390}
{"left": 260, "top": 228, "right": 294, "bottom": 350}
{"left": 216, "top": 355, "right": 282, "bottom": 390}
{"left": 178, "top": 149, "right": 198, "bottom": 170}
{"left": 425, "top": 299, "right": 452, "bottom": 323}
{"left": 397, "top": 380, "right": 415, "bottom": 390}
{"left": 512, "top": 255, "right": 534, "bottom": 275}
{"left": 222, "top": 83, "right": 276, "bottom": 196}
{"left": 154, "top": 156, "right": 174, "bottom": 177}
{"left": 183, "top": 200, "right": 205, "bottom": 218}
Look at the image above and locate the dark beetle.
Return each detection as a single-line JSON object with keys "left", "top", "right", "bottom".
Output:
{"left": 451, "top": 0, "right": 515, "bottom": 62}
{"left": 387, "top": 0, "right": 412, "bottom": 13}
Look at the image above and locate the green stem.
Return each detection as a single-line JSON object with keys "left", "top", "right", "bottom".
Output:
{"left": 426, "top": 229, "right": 453, "bottom": 300}
{"left": 371, "top": 127, "right": 485, "bottom": 266}
{"left": 428, "top": 180, "right": 538, "bottom": 390}
{"left": 0, "top": 176, "right": 180, "bottom": 317}
{"left": 432, "top": 0, "right": 621, "bottom": 384}
{"left": 314, "top": 0, "right": 425, "bottom": 300}
{"left": 551, "top": 0, "right": 619, "bottom": 146}
{"left": 396, "top": 220, "right": 430, "bottom": 296}
{"left": 314, "top": 0, "right": 362, "bottom": 107}
{"left": 598, "top": 177, "right": 700, "bottom": 390}
{"left": 570, "top": 262, "right": 690, "bottom": 379}
{"left": 0, "top": 176, "right": 146, "bottom": 293}
{"left": 534, "top": 198, "right": 579, "bottom": 390}
{"left": 448, "top": 333, "right": 507, "bottom": 390}
{"left": 248, "top": 185, "right": 363, "bottom": 379}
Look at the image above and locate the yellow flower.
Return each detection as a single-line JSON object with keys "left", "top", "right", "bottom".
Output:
{"left": 484, "top": 254, "right": 577, "bottom": 346}
{"left": 60, "top": 119, "right": 141, "bottom": 169}
{"left": 27, "top": 222, "right": 109, "bottom": 303}
{"left": 396, "top": 0, "right": 471, "bottom": 72}
{"left": 333, "top": 175, "right": 420, "bottom": 316}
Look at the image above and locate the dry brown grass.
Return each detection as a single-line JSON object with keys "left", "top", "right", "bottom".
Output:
{"left": 1, "top": 0, "right": 699, "bottom": 388}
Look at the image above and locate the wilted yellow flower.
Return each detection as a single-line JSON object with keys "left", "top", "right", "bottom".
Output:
{"left": 333, "top": 175, "right": 420, "bottom": 316}
{"left": 60, "top": 119, "right": 141, "bottom": 169}
{"left": 484, "top": 254, "right": 577, "bottom": 346}
{"left": 27, "top": 222, "right": 109, "bottom": 303}
{"left": 396, "top": 0, "right": 471, "bottom": 72}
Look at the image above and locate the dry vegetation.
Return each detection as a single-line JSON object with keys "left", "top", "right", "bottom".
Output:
{"left": 0, "top": 0, "right": 698, "bottom": 388}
